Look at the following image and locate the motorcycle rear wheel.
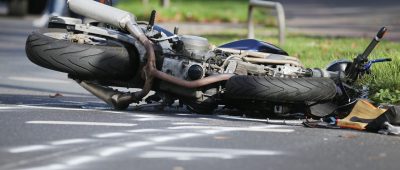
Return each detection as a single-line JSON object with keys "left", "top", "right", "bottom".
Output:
{"left": 224, "top": 76, "right": 337, "bottom": 103}
{"left": 25, "top": 29, "right": 139, "bottom": 80}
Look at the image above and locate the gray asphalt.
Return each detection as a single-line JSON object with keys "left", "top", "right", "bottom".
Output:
{"left": 278, "top": 0, "right": 400, "bottom": 40}
{"left": 160, "top": 0, "right": 400, "bottom": 41}
{"left": 1, "top": 7, "right": 400, "bottom": 170}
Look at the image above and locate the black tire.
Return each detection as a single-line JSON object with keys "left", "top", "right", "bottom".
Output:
{"left": 25, "top": 29, "right": 139, "bottom": 80}
{"left": 8, "top": 0, "right": 28, "bottom": 16}
{"left": 224, "top": 76, "right": 337, "bottom": 103}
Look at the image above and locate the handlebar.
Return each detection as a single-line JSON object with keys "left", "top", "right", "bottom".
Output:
{"left": 345, "top": 27, "right": 388, "bottom": 83}
{"left": 376, "top": 27, "right": 388, "bottom": 39}
{"left": 360, "top": 26, "right": 387, "bottom": 59}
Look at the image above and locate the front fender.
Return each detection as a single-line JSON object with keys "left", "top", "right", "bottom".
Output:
{"left": 326, "top": 59, "right": 352, "bottom": 72}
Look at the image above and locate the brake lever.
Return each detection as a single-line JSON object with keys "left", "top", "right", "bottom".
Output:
{"left": 363, "top": 58, "right": 392, "bottom": 71}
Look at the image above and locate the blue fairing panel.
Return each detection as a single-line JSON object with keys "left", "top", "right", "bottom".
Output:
{"left": 218, "top": 39, "right": 288, "bottom": 56}
{"left": 153, "top": 25, "right": 174, "bottom": 36}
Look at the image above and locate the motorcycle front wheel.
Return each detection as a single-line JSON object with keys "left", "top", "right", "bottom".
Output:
{"left": 25, "top": 28, "right": 139, "bottom": 80}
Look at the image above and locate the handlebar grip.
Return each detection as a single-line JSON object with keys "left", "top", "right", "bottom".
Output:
{"left": 68, "top": 0, "right": 135, "bottom": 30}
{"left": 382, "top": 58, "right": 392, "bottom": 62}
{"left": 376, "top": 27, "right": 387, "bottom": 39}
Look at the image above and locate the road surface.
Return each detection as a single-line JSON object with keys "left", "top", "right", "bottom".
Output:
{"left": 279, "top": 0, "right": 400, "bottom": 40}
{"left": 159, "top": 0, "right": 400, "bottom": 41}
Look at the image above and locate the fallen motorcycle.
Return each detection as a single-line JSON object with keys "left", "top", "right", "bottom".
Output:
{"left": 25, "top": 0, "right": 391, "bottom": 118}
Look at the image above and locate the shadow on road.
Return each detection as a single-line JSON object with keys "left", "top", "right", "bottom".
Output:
{"left": 0, "top": 92, "right": 304, "bottom": 125}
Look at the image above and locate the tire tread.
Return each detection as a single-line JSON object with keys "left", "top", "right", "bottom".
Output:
{"left": 225, "top": 76, "right": 337, "bottom": 103}
{"left": 25, "top": 30, "right": 137, "bottom": 79}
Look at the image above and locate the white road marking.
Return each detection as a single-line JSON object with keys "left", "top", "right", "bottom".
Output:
{"left": 126, "top": 129, "right": 167, "bottom": 133}
{"left": 131, "top": 114, "right": 160, "bottom": 118}
{"left": 168, "top": 125, "right": 294, "bottom": 133}
{"left": 140, "top": 151, "right": 232, "bottom": 160}
{"left": 140, "top": 146, "right": 283, "bottom": 160}
{"left": 130, "top": 114, "right": 172, "bottom": 121}
{"left": 107, "top": 111, "right": 130, "bottom": 114}
{"left": 50, "top": 139, "right": 92, "bottom": 145}
{"left": 26, "top": 121, "right": 136, "bottom": 127}
{"left": 93, "top": 132, "right": 128, "bottom": 138}
{"left": 13, "top": 116, "right": 291, "bottom": 168}
{"left": 133, "top": 117, "right": 169, "bottom": 121}
{"left": 65, "top": 156, "right": 97, "bottom": 166}
{"left": 172, "top": 122, "right": 203, "bottom": 125}
{"left": 158, "top": 146, "right": 283, "bottom": 155}
{"left": 59, "top": 101, "right": 87, "bottom": 104}
{"left": 99, "top": 141, "right": 155, "bottom": 157}
{"left": 168, "top": 126, "right": 213, "bottom": 130}
{"left": 23, "top": 164, "right": 66, "bottom": 170}
{"left": 10, "top": 105, "right": 130, "bottom": 115}
{"left": 9, "top": 145, "right": 50, "bottom": 153}
{"left": 17, "top": 105, "right": 106, "bottom": 112}
{"left": 149, "top": 136, "right": 177, "bottom": 142}
{"left": 123, "top": 141, "right": 154, "bottom": 148}
{"left": 176, "top": 113, "right": 192, "bottom": 116}
{"left": 200, "top": 129, "right": 223, "bottom": 134}
{"left": 218, "top": 115, "right": 303, "bottom": 124}
{"left": 174, "top": 133, "right": 202, "bottom": 138}
{"left": 98, "top": 147, "right": 126, "bottom": 157}
{"left": 250, "top": 125, "right": 291, "bottom": 128}
{"left": 8, "top": 76, "right": 71, "bottom": 84}
{"left": 149, "top": 132, "right": 203, "bottom": 142}
{"left": 0, "top": 106, "right": 22, "bottom": 110}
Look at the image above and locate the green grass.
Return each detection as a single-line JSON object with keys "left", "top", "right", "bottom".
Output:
{"left": 202, "top": 32, "right": 400, "bottom": 103}
{"left": 117, "top": 0, "right": 274, "bottom": 24}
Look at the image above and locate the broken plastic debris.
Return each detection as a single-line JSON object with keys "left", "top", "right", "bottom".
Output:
{"left": 49, "top": 93, "right": 63, "bottom": 98}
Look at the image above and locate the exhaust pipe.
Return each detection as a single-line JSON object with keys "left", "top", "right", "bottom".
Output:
{"left": 68, "top": 0, "right": 144, "bottom": 38}
{"left": 68, "top": 0, "right": 134, "bottom": 30}
{"left": 77, "top": 80, "right": 132, "bottom": 110}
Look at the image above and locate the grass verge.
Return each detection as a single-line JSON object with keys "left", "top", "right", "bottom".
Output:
{"left": 116, "top": 0, "right": 274, "bottom": 25}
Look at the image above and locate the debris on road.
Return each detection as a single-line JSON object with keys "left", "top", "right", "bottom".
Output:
{"left": 49, "top": 93, "right": 63, "bottom": 98}
{"left": 305, "top": 99, "right": 400, "bottom": 136}
{"left": 338, "top": 133, "right": 358, "bottom": 139}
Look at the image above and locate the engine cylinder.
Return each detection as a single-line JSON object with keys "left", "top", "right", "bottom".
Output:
{"left": 180, "top": 35, "right": 210, "bottom": 61}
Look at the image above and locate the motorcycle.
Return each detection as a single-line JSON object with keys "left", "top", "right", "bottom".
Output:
{"left": 25, "top": 0, "right": 391, "bottom": 118}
